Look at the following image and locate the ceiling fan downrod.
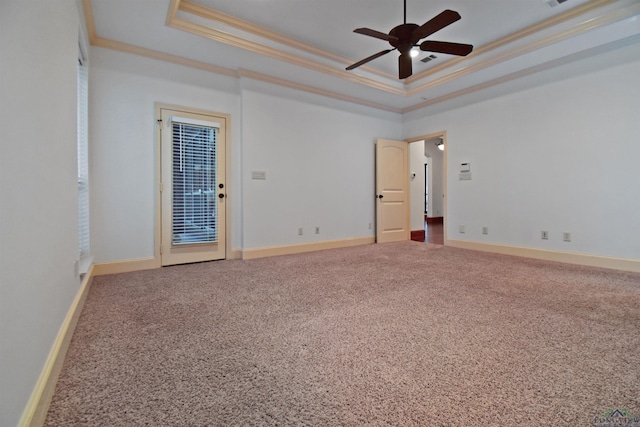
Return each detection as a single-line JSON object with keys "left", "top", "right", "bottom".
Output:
{"left": 404, "top": 0, "right": 407, "bottom": 24}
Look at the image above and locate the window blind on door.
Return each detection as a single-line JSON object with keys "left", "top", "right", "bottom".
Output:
{"left": 171, "top": 121, "right": 218, "bottom": 245}
{"left": 169, "top": 116, "right": 221, "bottom": 129}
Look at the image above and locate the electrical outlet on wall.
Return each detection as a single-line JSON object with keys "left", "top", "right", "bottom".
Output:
{"left": 315, "top": 227, "right": 320, "bottom": 234}
{"left": 563, "top": 232, "right": 571, "bottom": 242}
{"left": 482, "top": 226, "right": 488, "bottom": 235}
{"left": 541, "top": 230, "right": 549, "bottom": 240}
{"left": 459, "top": 225, "right": 465, "bottom": 234}
{"left": 298, "top": 227, "right": 303, "bottom": 236}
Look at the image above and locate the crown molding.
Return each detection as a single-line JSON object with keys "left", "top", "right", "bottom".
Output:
{"left": 166, "top": 12, "right": 406, "bottom": 96}
{"left": 166, "top": 0, "right": 181, "bottom": 27}
{"left": 81, "top": 0, "right": 97, "bottom": 44}
{"left": 168, "top": 0, "right": 631, "bottom": 98}
{"left": 92, "top": 36, "right": 238, "bottom": 77}
{"left": 404, "top": 0, "right": 617, "bottom": 84}
{"left": 406, "top": 1, "right": 640, "bottom": 97}
{"left": 82, "top": 0, "right": 637, "bottom": 115}
{"left": 179, "top": 0, "right": 397, "bottom": 81}
{"left": 237, "top": 69, "right": 403, "bottom": 114}
{"left": 402, "top": 31, "right": 640, "bottom": 114}
{"left": 87, "top": 34, "right": 402, "bottom": 113}
{"left": 81, "top": 0, "right": 402, "bottom": 113}
{"left": 171, "top": 0, "right": 620, "bottom": 91}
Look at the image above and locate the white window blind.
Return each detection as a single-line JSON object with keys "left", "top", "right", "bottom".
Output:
{"left": 77, "top": 58, "right": 91, "bottom": 271}
{"left": 171, "top": 121, "right": 218, "bottom": 245}
{"left": 169, "top": 116, "right": 221, "bottom": 129}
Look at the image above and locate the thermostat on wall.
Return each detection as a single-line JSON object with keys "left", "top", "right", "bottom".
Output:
{"left": 459, "top": 162, "right": 472, "bottom": 180}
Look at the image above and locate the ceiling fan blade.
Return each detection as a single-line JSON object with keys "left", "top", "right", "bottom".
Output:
{"left": 413, "top": 10, "right": 461, "bottom": 42}
{"left": 346, "top": 49, "right": 394, "bottom": 71}
{"left": 420, "top": 40, "right": 473, "bottom": 56}
{"left": 354, "top": 28, "right": 399, "bottom": 43}
{"left": 398, "top": 52, "right": 412, "bottom": 79}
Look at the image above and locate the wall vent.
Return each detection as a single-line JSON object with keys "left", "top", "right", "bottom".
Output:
{"left": 420, "top": 54, "right": 437, "bottom": 63}
{"left": 546, "top": 0, "right": 569, "bottom": 7}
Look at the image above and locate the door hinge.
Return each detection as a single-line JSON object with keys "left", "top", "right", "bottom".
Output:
{"left": 160, "top": 182, "right": 165, "bottom": 193}
{"left": 159, "top": 245, "right": 163, "bottom": 255}
{"left": 157, "top": 118, "right": 163, "bottom": 127}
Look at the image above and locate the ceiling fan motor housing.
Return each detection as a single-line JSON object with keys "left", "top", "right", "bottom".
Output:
{"left": 389, "top": 23, "right": 419, "bottom": 53}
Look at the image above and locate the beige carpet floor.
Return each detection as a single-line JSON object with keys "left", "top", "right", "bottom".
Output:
{"left": 45, "top": 242, "right": 640, "bottom": 426}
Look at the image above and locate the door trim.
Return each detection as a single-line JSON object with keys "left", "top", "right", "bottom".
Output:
{"left": 406, "top": 131, "right": 447, "bottom": 245}
{"left": 154, "top": 103, "right": 232, "bottom": 266}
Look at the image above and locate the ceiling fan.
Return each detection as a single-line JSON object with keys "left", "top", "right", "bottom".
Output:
{"left": 346, "top": 0, "right": 474, "bottom": 79}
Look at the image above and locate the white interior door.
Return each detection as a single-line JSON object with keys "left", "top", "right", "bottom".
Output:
{"left": 376, "top": 139, "right": 410, "bottom": 243}
{"left": 160, "top": 107, "right": 226, "bottom": 266}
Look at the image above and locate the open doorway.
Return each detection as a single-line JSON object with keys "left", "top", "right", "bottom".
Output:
{"left": 424, "top": 163, "right": 429, "bottom": 215}
{"left": 408, "top": 133, "right": 446, "bottom": 245}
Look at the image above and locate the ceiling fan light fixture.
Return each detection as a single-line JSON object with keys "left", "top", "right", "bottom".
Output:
{"left": 410, "top": 48, "right": 420, "bottom": 58}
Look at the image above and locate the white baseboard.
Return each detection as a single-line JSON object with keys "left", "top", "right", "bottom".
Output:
{"left": 92, "top": 257, "right": 160, "bottom": 276}
{"left": 18, "top": 266, "right": 95, "bottom": 427}
{"left": 93, "top": 250, "right": 243, "bottom": 274}
{"left": 74, "top": 239, "right": 376, "bottom": 275}
{"left": 241, "top": 236, "right": 376, "bottom": 260}
{"left": 447, "top": 239, "right": 640, "bottom": 273}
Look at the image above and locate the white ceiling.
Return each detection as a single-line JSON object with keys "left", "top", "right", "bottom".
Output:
{"left": 87, "top": 0, "right": 640, "bottom": 113}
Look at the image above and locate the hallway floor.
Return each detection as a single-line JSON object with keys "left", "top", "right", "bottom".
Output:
{"left": 424, "top": 222, "right": 444, "bottom": 245}
{"left": 410, "top": 218, "right": 444, "bottom": 245}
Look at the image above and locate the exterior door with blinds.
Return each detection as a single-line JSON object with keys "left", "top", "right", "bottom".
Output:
{"left": 160, "top": 107, "right": 227, "bottom": 266}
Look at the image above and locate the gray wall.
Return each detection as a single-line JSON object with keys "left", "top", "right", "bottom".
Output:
{"left": 0, "top": 1, "right": 82, "bottom": 425}
{"left": 404, "top": 47, "right": 640, "bottom": 258}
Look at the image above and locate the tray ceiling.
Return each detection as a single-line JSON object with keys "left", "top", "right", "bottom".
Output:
{"left": 85, "top": 0, "right": 640, "bottom": 113}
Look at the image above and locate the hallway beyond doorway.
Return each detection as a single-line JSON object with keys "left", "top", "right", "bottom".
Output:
{"left": 411, "top": 217, "right": 444, "bottom": 245}
{"left": 424, "top": 221, "right": 444, "bottom": 245}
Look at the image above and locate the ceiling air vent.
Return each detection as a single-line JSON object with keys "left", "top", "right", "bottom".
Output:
{"left": 546, "top": 0, "right": 569, "bottom": 7}
{"left": 420, "top": 54, "right": 437, "bottom": 63}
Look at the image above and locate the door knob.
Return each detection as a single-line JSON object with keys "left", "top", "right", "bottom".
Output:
{"left": 377, "top": 195, "right": 384, "bottom": 199}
